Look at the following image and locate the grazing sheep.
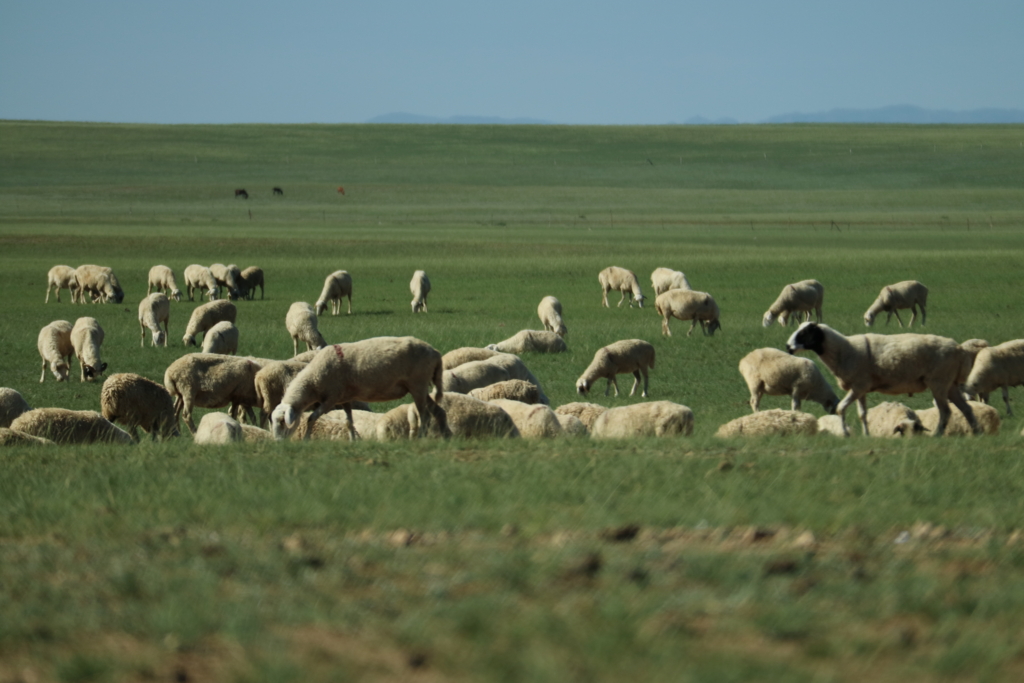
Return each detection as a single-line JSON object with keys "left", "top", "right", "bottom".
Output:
{"left": 138, "top": 293, "right": 170, "bottom": 348}
{"left": 963, "top": 340, "right": 1024, "bottom": 416}
{"left": 0, "top": 388, "right": 31, "bottom": 428}
{"left": 37, "top": 320, "right": 74, "bottom": 383}
{"left": 650, "top": 268, "right": 692, "bottom": 296}
{"left": 147, "top": 265, "right": 183, "bottom": 302}
{"left": 555, "top": 413, "right": 588, "bottom": 436}
{"left": 656, "top": 289, "right": 721, "bottom": 337}
{"left": 554, "top": 402, "right": 608, "bottom": 431}
{"left": 575, "top": 339, "right": 655, "bottom": 398}
{"left": 865, "top": 402, "right": 926, "bottom": 438}
{"left": 591, "top": 401, "right": 694, "bottom": 438}
{"left": 100, "top": 373, "right": 179, "bottom": 441}
{"left": 864, "top": 280, "right": 928, "bottom": 328}
{"left": 0, "top": 428, "right": 54, "bottom": 446}
{"left": 817, "top": 415, "right": 847, "bottom": 437}
{"left": 286, "top": 302, "right": 326, "bottom": 356}
{"left": 74, "top": 265, "right": 124, "bottom": 304}
{"left": 315, "top": 270, "right": 353, "bottom": 316}
{"left": 253, "top": 360, "right": 309, "bottom": 428}
{"left": 442, "top": 347, "right": 500, "bottom": 370}
{"left": 715, "top": 409, "right": 818, "bottom": 438}
{"left": 408, "top": 393, "right": 520, "bottom": 439}
{"left": 163, "top": 353, "right": 265, "bottom": 433}
{"left": 918, "top": 400, "right": 1000, "bottom": 436}
{"left": 10, "top": 408, "right": 133, "bottom": 444}
{"left": 45, "top": 265, "right": 79, "bottom": 303}
{"left": 183, "top": 264, "right": 220, "bottom": 301}
{"left": 738, "top": 347, "right": 838, "bottom": 414}
{"left": 487, "top": 399, "right": 562, "bottom": 438}
{"left": 182, "top": 300, "right": 237, "bottom": 347}
{"left": 194, "top": 412, "right": 243, "bottom": 445}
{"left": 201, "top": 321, "right": 239, "bottom": 355}
{"left": 376, "top": 403, "right": 416, "bottom": 441}
{"left": 537, "top": 296, "right": 567, "bottom": 337}
{"left": 271, "top": 337, "right": 450, "bottom": 441}
{"left": 598, "top": 266, "right": 645, "bottom": 308}
{"left": 210, "top": 263, "right": 244, "bottom": 300}
{"left": 239, "top": 266, "right": 264, "bottom": 300}
{"left": 469, "top": 379, "right": 540, "bottom": 404}
{"left": 70, "top": 317, "right": 107, "bottom": 382}
{"left": 762, "top": 279, "right": 824, "bottom": 327}
{"left": 442, "top": 359, "right": 511, "bottom": 395}
{"left": 410, "top": 270, "right": 431, "bottom": 313}
{"left": 486, "top": 330, "right": 567, "bottom": 354}
{"left": 291, "top": 409, "right": 382, "bottom": 441}
{"left": 786, "top": 322, "right": 980, "bottom": 437}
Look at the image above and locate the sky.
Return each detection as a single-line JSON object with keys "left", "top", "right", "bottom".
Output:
{"left": 2, "top": 0, "right": 1023, "bottom": 125}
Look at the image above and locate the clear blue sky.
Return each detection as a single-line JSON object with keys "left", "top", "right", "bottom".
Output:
{"left": 2, "top": 0, "right": 1022, "bottom": 124}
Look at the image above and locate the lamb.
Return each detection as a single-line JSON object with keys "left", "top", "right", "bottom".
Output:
{"left": 100, "top": 373, "right": 179, "bottom": 441}
{"left": 864, "top": 402, "right": 926, "bottom": 438}
{"left": 537, "top": 296, "right": 567, "bottom": 337}
{"left": 786, "top": 322, "right": 981, "bottom": 437}
{"left": 555, "top": 413, "right": 588, "bottom": 436}
{"left": 407, "top": 393, "right": 520, "bottom": 439}
{"left": 45, "top": 265, "right": 79, "bottom": 303}
{"left": 575, "top": 339, "right": 655, "bottom": 398}
{"left": 655, "top": 289, "right": 721, "bottom": 337}
{"left": 147, "top": 265, "right": 183, "bottom": 301}
{"left": 486, "top": 330, "right": 567, "bottom": 354}
{"left": 163, "top": 353, "right": 266, "bottom": 433}
{"left": 201, "top": 321, "right": 239, "bottom": 355}
{"left": 0, "top": 388, "right": 31, "bottom": 428}
{"left": 286, "top": 302, "right": 326, "bottom": 356}
{"left": 182, "top": 300, "right": 237, "bottom": 347}
{"left": 918, "top": 400, "right": 1000, "bottom": 436}
{"left": 442, "top": 359, "right": 512, "bottom": 395}
{"left": 468, "top": 379, "right": 540, "bottom": 404}
{"left": 138, "top": 293, "right": 170, "bottom": 347}
{"left": 487, "top": 399, "right": 562, "bottom": 438}
{"left": 194, "top": 412, "right": 243, "bottom": 445}
{"left": 291, "top": 409, "right": 382, "bottom": 441}
{"left": 239, "top": 266, "right": 264, "bottom": 300}
{"left": 0, "top": 428, "right": 54, "bottom": 447}
{"left": 315, "top": 270, "right": 353, "bottom": 316}
{"left": 863, "top": 280, "right": 928, "bottom": 328}
{"left": 554, "top": 402, "right": 608, "bottom": 430}
{"left": 183, "top": 264, "right": 220, "bottom": 301}
{"left": 74, "top": 265, "right": 124, "bottom": 304}
{"left": 590, "top": 401, "right": 694, "bottom": 438}
{"left": 738, "top": 347, "right": 838, "bottom": 414}
{"left": 37, "top": 320, "right": 75, "bottom": 382}
{"left": 253, "top": 360, "right": 309, "bottom": 427}
{"left": 762, "top": 279, "right": 824, "bottom": 327}
{"left": 10, "top": 408, "right": 133, "bottom": 445}
{"left": 442, "top": 347, "right": 500, "bottom": 370}
{"left": 410, "top": 270, "right": 431, "bottom": 313}
{"left": 598, "top": 266, "right": 645, "bottom": 308}
{"left": 715, "top": 409, "right": 818, "bottom": 438}
{"left": 271, "top": 337, "right": 450, "bottom": 441}
{"left": 210, "top": 263, "right": 244, "bottom": 300}
{"left": 963, "top": 340, "right": 1024, "bottom": 416}
{"left": 650, "top": 268, "right": 692, "bottom": 296}
{"left": 70, "top": 317, "right": 107, "bottom": 382}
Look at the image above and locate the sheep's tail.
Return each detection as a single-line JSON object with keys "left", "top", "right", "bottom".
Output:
{"left": 432, "top": 358, "right": 444, "bottom": 403}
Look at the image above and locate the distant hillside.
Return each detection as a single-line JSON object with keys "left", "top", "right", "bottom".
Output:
{"left": 761, "top": 105, "right": 1024, "bottom": 124}
{"left": 367, "top": 112, "right": 552, "bottom": 125}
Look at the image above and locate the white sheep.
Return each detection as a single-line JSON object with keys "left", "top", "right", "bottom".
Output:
{"left": 239, "top": 266, "right": 264, "bottom": 300}
{"left": 786, "top": 322, "right": 980, "bottom": 437}
{"left": 410, "top": 270, "right": 431, "bottom": 313}
{"left": 442, "top": 347, "right": 500, "bottom": 370}
{"left": 650, "top": 268, "right": 692, "bottom": 296}
{"left": 0, "top": 428, "right": 54, "bottom": 447}
{"left": 254, "top": 360, "right": 309, "bottom": 427}
{"left": 591, "top": 401, "right": 694, "bottom": 438}
{"left": 487, "top": 399, "right": 562, "bottom": 438}
{"left": 376, "top": 403, "right": 417, "bottom": 441}
{"left": 71, "top": 317, "right": 107, "bottom": 382}
{"left": 918, "top": 401, "right": 999, "bottom": 435}
{"left": 163, "top": 353, "right": 266, "bottom": 432}
{"left": 138, "top": 293, "right": 170, "bottom": 347}
{"left": 963, "top": 340, "right": 1024, "bottom": 416}
{"left": 864, "top": 402, "right": 926, "bottom": 438}
{"left": 715, "top": 409, "right": 818, "bottom": 437}
{"left": 738, "top": 347, "right": 838, "bottom": 414}
{"left": 486, "top": 330, "right": 567, "bottom": 354}
{"left": 286, "top": 302, "right": 326, "bottom": 356}
{"left": 554, "top": 402, "right": 608, "bottom": 431}
{"left": 194, "top": 412, "right": 243, "bottom": 445}
{"left": 10, "top": 408, "right": 133, "bottom": 444}
{"left": 45, "top": 265, "right": 79, "bottom": 303}
{"left": 147, "top": 265, "right": 183, "bottom": 301}
{"left": 555, "top": 413, "right": 588, "bottom": 437}
{"left": 100, "top": 372, "right": 179, "bottom": 441}
{"left": 315, "top": 270, "right": 353, "bottom": 316}
{"left": 762, "top": 279, "right": 824, "bottom": 327}
{"left": 655, "top": 289, "right": 721, "bottom": 337}
{"left": 291, "top": 409, "right": 382, "bottom": 441}
{"left": 598, "top": 266, "right": 645, "bottom": 308}
{"left": 817, "top": 415, "right": 847, "bottom": 437}
{"left": 183, "top": 264, "right": 220, "bottom": 301}
{"left": 37, "top": 320, "right": 74, "bottom": 383}
{"left": 478, "top": 353, "right": 550, "bottom": 405}
{"left": 182, "top": 300, "right": 237, "bottom": 347}
{"left": 864, "top": 280, "right": 928, "bottom": 328}
{"left": 537, "top": 296, "right": 567, "bottom": 337}
{"left": 468, "top": 379, "right": 540, "bottom": 404}
{"left": 271, "top": 337, "right": 450, "bottom": 441}
{"left": 407, "top": 393, "right": 520, "bottom": 439}
{"left": 74, "top": 265, "right": 124, "bottom": 304}
{"left": 441, "top": 359, "right": 511, "bottom": 395}
{"left": 210, "top": 263, "right": 244, "bottom": 300}
{"left": 201, "top": 321, "right": 239, "bottom": 355}
{"left": 0, "top": 388, "right": 31, "bottom": 428}
{"left": 575, "top": 339, "right": 655, "bottom": 398}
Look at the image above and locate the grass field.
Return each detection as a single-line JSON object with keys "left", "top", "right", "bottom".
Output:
{"left": 2, "top": 121, "right": 1024, "bottom": 681}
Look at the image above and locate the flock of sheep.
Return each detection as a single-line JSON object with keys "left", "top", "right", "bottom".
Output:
{"left": 3, "top": 261, "right": 1023, "bottom": 447}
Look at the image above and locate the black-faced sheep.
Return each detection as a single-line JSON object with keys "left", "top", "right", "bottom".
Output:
{"left": 590, "top": 401, "right": 694, "bottom": 438}
{"left": 537, "top": 296, "right": 567, "bottom": 337}
{"left": 762, "top": 279, "right": 824, "bottom": 327}
{"left": 576, "top": 339, "right": 655, "bottom": 398}
{"left": 147, "top": 265, "right": 183, "bottom": 302}
{"left": 182, "top": 300, "right": 237, "bottom": 347}
{"left": 71, "top": 317, "right": 107, "bottom": 382}
{"left": 598, "top": 266, "right": 645, "bottom": 308}
{"left": 138, "top": 293, "right": 170, "bottom": 347}
{"left": 315, "top": 270, "right": 353, "bottom": 316}
{"left": 45, "top": 265, "right": 79, "bottom": 303}
{"left": 863, "top": 280, "right": 928, "bottom": 328}
{"left": 410, "top": 270, "right": 431, "bottom": 313}
{"left": 38, "top": 320, "right": 74, "bottom": 383}
{"left": 100, "top": 373, "right": 179, "bottom": 441}
{"left": 655, "top": 289, "right": 721, "bottom": 337}
{"left": 738, "top": 347, "right": 838, "bottom": 414}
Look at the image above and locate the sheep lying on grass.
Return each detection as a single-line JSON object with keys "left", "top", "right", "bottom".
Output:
{"left": 410, "top": 270, "right": 431, "bottom": 313}
{"left": 555, "top": 413, "right": 588, "bottom": 436}
{"left": 38, "top": 320, "right": 74, "bottom": 383}
{"left": 201, "top": 321, "right": 239, "bottom": 355}
{"left": 194, "top": 412, "right": 243, "bottom": 445}
{"left": 487, "top": 399, "right": 562, "bottom": 438}
{"left": 74, "top": 265, "right": 124, "bottom": 304}
{"left": 762, "top": 279, "right": 824, "bottom": 327}
{"left": 183, "top": 300, "right": 237, "bottom": 347}
{"left": 147, "top": 265, "right": 183, "bottom": 301}
{"left": 315, "top": 270, "right": 353, "bottom": 316}
{"left": 715, "top": 409, "right": 818, "bottom": 437}
{"left": 786, "top": 322, "right": 980, "bottom": 437}
{"left": 817, "top": 415, "right": 847, "bottom": 437}
{"left": 408, "top": 393, "right": 520, "bottom": 439}
{"left": 486, "top": 330, "right": 567, "bottom": 354}
{"left": 0, "top": 388, "right": 31, "bottom": 428}
{"left": 0, "top": 428, "right": 53, "bottom": 446}
{"left": 376, "top": 404, "right": 416, "bottom": 441}
{"left": 138, "top": 293, "right": 170, "bottom": 347}
{"left": 865, "top": 402, "right": 926, "bottom": 438}
{"left": 443, "top": 359, "right": 511, "bottom": 395}
{"left": 100, "top": 373, "right": 179, "bottom": 441}
{"left": 442, "top": 347, "right": 500, "bottom": 371}
{"left": 291, "top": 409, "right": 382, "bottom": 441}
{"left": 184, "top": 265, "right": 220, "bottom": 301}
{"left": 591, "top": 401, "right": 694, "bottom": 438}
{"left": 71, "top": 317, "right": 107, "bottom": 382}
{"left": 286, "top": 302, "right": 326, "bottom": 356}
{"left": 738, "top": 347, "right": 838, "bottom": 413}
{"left": 10, "top": 408, "right": 133, "bottom": 444}
{"left": 554, "top": 402, "right": 608, "bottom": 431}
{"left": 537, "top": 296, "right": 567, "bottom": 337}
{"left": 164, "top": 353, "right": 265, "bottom": 433}
{"left": 656, "top": 290, "right": 721, "bottom": 337}
{"left": 919, "top": 400, "right": 1000, "bottom": 436}
{"left": 598, "top": 266, "right": 645, "bottom": 308}
{"left": 469, "top": 379, "right": 540, "bottom": 404}
{"left": 483, "top": 353, "right": 549, "bottom": 404}
{"left": 650, "top": 268, "right": 692, "bottom": 296}
{"left": 864, "top": 280, "right": 928, "bottom": 328}
{"left": 576, "top": 340, "right": 655, "bottom": 398}
{"left": 239, "top": 266, "right": 264, "bottom": 300}
{"left": 45, "top": 265, "right": 78, "bottom": 303}
{"left": 963, "top": 340, "right": 1024, "bottom": 416}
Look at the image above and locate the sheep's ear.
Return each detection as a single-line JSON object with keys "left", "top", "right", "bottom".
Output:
{"left": 99, "top": 362, "right": 108, "bottom": 374}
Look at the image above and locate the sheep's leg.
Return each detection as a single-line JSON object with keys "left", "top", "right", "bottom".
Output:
{"left": 908, "top": 305, "right": 917, "bottom": 328}
{"left": 292, "top": 336, "right": 299, "bottom": 357}
{"left": 661, "top": 316, "right": 672, "bottom": 337}
{"left": 931, "top": 395, "right": 952, "bottom": 437}
{"left": 140, "top": 322, "right": 146, "bottom": 348}
{"left": 342, "top": 404, "right": 360, "bottom": 441}
{"left": 183, "top": 403, "right": 197, "bottom": 435}
{"left": 601, "top": 287, "right": 609, "bottom": 308}
{"left": 834, "top": 390, "right": 859, "bottom": 437}
{"left": 891, "top": 309, "right": 905, "bottom": 328}
{"left": 750, "top": 389, "right": 762, "bottom": 412}
{"left": 243, "top": 405, "right": 257, "bottom": 425}
{"left": 791, "top": 394, "right": 801, "bottom": 411}
{"left": 1002, "top": 386, "right": 1013, "bottom": 416}
{"left": 920, "top": 304, "right": 926, "bottom": 325}
{"left": 605, "top": 377, "right": 619, "bottom": 397}
{"left": 629, "top": 370, "right": 641, "bottom": 397}
{"left": 302, "top": 403, "right": 330, "bottom": 440}
{"left": 948, "top": 386, "right": 982, "bottom": 435}
{"left": 856, "top": 396, "right": 869, "bottom": 436}
{"left": 45, "top": 284, "right": 51, "bottom": 304}
{"left": 428, "top": 399, "right": 451, "bottom": 438}
{"left": 617, "top": 290, "right": 626, "bottom": 307}
{"left": 40, "top": 359, "right": 46, "bottom": 383}
{"left": 640, "top": 368, "right": 649, "bottom": 398}
{"left": 409, "top": 396, "right": 433, "bottom": 438}
{"left": 687, "top": 320, "right": 697, "bottom": 337}
{"left": 347, "top": 295, "right": 352, "bottom": 315}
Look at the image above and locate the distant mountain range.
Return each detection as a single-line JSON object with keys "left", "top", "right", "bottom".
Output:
{"left": 367, "top": 112, "right": 553, "bottom": 125}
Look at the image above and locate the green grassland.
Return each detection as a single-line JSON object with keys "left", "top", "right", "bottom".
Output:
{"left": 2, "top": 121, "right": 1024, "bottom": 681}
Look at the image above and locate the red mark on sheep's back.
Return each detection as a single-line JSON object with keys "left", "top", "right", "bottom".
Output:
{"left": 334, "top": 345, "right": 345, "bottom": 359}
